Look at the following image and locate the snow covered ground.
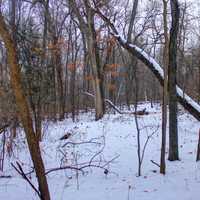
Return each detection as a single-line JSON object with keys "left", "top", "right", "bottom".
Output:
{"left": 0, "top": 102, "right": 199, "bottom": 200}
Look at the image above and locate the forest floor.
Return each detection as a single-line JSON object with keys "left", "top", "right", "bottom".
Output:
{"left": 0, "top": 102, "right": 199, "bottom": 200}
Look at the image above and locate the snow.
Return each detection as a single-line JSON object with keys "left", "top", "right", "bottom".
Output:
{"left": 114, "top": 34, "right": 200, "bottom": 116}
{"left": 128, "top": 44, "right": 164, "bottom": 78}
{"left": 0, "top": 103, "right": 200, "bottom": 200}
{"left": 176, "top": 86, "right": 200, "bottom": 113}
{"left": 114, "top": 34, "right": 164, "bottom": 78}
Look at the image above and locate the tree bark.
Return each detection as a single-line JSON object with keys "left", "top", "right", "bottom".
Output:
{"left": 196, "top": 129, "right": 200, "bottom": 161}
{"left": 168, "top": 0, "right": 180, "bottom": 161}
{"left": 0, "top": 14, "right": 51, "bottom": 200}
{"left": 70, "top": 0, "right": 105, "bottom": 120}
{"left": 160, "top": 0, "right": 169, "bottom": 174}
{"left": 87, "top": 33, "right": 105, "bottom": 120}
{"left": 127, "top": 0, "right": 139, "bottom": 43}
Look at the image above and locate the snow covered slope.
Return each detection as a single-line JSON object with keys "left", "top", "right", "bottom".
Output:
{"left": 0, "top": 103, "right": 199, "bottom": 200}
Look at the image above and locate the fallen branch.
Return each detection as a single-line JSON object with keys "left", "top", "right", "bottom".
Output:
{"left": 82, "top": 92, "right": 123, "bottom": 114}
{"left": 82, "top": 92, "right": 149, "bottom": 115}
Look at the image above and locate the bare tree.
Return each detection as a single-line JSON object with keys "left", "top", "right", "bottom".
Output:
{"left": 127, "top": 0, "right": 139, "bottom": 43}
{"left": 69, "top": 0, "right": 105, "bottom": 120}
{"left": 96, "top": 5, "right": 200, "bottom": 121}
{"left": 0, "top": 12, "right": 51, "bottom": 200}
{"left": 160, "top": 0, "right": 169, "bottom": 174}
{"left": 168, "top": 0, "right": 180, "bottom": 161}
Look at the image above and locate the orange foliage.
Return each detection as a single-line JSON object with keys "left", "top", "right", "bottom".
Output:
{"left": 108, "top": 83, "right": 116, "bottom": 91}
{"left": 105, "top": 63, "right": 120, "bottom": 71}
{"left": 110, "top": 63, "right": 120, "bottom": 68}
{"left": 111, "top": 71, "right": 119, "bottom": 77}
{"left": 67, "top": 63, "right": 76, "bottom": 71}
{"left": 47, "top": 37, "right": 70, "bottom": 52}
{"left": 108, "top": 36, "right": 117, "bottom": 46}
{"left": 67, "top": 61, "right": 84, "bottom": 71}
{"left": 84, "top": 75, "right": 93, "bottom": 81}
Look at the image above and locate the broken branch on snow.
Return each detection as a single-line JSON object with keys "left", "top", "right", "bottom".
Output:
{"left": 82, "top": 92, "right": 149, "bottom": 115}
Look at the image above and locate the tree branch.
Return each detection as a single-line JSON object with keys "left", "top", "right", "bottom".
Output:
{"left": 94, "top": 10, "right": 200, "bottom": 121}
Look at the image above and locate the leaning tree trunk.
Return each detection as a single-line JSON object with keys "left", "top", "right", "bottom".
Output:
{"left": 0, "top": 14, "right": 51, "bottom": 200}
{"left": 114, "top": 35, "right": 200, "bottom": 121}
{"left": 96, "top": 10, "right": 200, "bottom": 121}
{"left": 168, "top": 0, "right": 180, "bottom": 161}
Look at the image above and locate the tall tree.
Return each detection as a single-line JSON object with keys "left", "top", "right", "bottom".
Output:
{"left": 127, "top": 0, "right": 139, "bottom": 43}
{"left": 126, "top": 0, "right": 139, "bottom": 109}
{"left": 70, "top": 0, "right": 105, "bottom": 120}
{"left": 0, "top": 12, "right": 51, "bottom": 200}
{"left": 160, "top": 0, "right": 169, "bottom": 174}
{"left": 168, "top": 0, "right": 180, "bottom": 161}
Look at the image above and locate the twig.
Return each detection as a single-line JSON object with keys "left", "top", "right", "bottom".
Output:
{"left": 45, "top": 155, "right": 120, "bottom": 176}
{"left": 89, "top": 136, "right": 105, "bottom": 165}
{"left": 0, "top": 175, "right": 12, "bottom": 178}
{"left": 45, "top": 165, "right": 85, "bottom": 175}
{"left": 141, "top": 125, "right": 159, "bottom": 163}
{"left": 62, "top": 140, "right": 101, "bottom": 148}
{"left": 102, "top": 154, "right": 120, "bottom": 168}
{"left": 0, "top": 124, "right": 9, "bottom": 135}
{"left": 11, "top": 162, "right": 41, "bottom": 199}
{"left": 150, "top": 160, "right": 160, "bottom": 168}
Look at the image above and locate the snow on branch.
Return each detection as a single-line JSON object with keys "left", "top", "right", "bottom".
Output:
{"left": 176, "top": 86, "right": 200, "bottom": 113}
{"left": 114, "top": 34, "right": 200, "bottom": 121}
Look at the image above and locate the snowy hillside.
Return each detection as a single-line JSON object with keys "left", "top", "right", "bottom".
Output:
{"left": 0, "top": 103, "right": 199, "bottom": 200}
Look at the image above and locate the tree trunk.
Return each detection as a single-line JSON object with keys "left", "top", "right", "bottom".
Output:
{"left": 70, "top": 0, "right": 105, "bottom": 120}
{"left": 55, "top": 45, "right": 65, "bottom": 121}
{"left": 168, "top": 0, "right": 180, "bottom": 161}
{"left": 89, "top": 52, "right": 105, "bottom": 120}
{"left": 196, "top": 129, "right": 200, "bottom": 161}
{"left": 0, "top": 14, "right": 51, "bottom": 200}
{"left": 160, "top": 0, "right": 169, "bottom": 174}
{"left": 35, "top": 103, "right": 42, "bottom": 142}
{"left": 86, "top": 21, "right": 105, "bottom": 120}
{"left": 127, "top": 0, "right": 139, "bottom": 43}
